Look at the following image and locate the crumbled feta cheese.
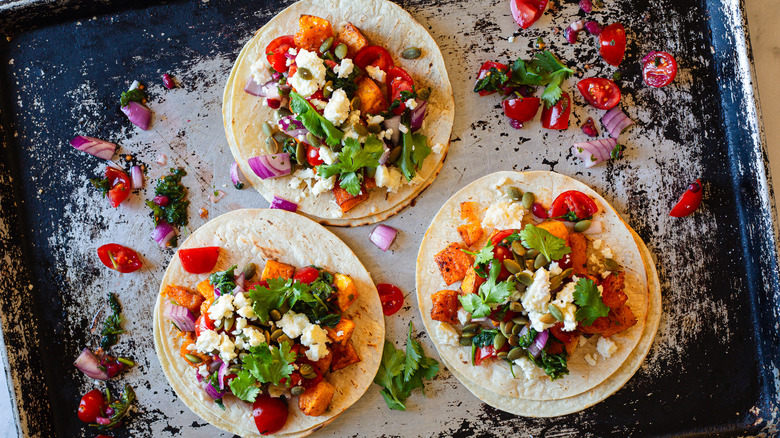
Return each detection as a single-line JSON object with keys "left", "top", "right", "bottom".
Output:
{"left": 249, "top": 58, "right": 272, "bottom": 85}
{"left": 234, "top": 335, "right": 248, "bottom": 351}
{"left": 287, "top": 47, "right": 298, "bottom": 56}
{"left": 208, "top": 295, "right": 235, "bottom": 321}
{"left": 374, "top": 165, "right": 404, "bottom": 193}
{"left": 367, "top": 114, "right": 384, "bottom": 125}
{"left": 218, "top": 334, "right": 237, "bottom": 362}
{"left": 398, "top": 123, "right": 409, "bottom": 134}
{"left": 549, "top": 261, "right": 562, "bottom": 276}
{"left": 233, "top": 292, "right": 251, "bottom": 309}
{"left": 344, "top": 129, "right": 360, "bottom": 140}
{"left": 233, "top": 317, "right": 248, "bottom": 335}
{"left": 198, "top": 365, "right": 209, "bottom": 378}
{"left": 598, "top": 285, "right": 604, "bottom": 296}
{"left": 579, "top": 334, "right": 589, "bottom": 347}
{"left": 311, "top": 175, "right": 336, "bottom": 195}
{"left": 318, "top": 146, "right": 338, "bottom": 165}
{"left": 277, "top": 311, "right": 310, "bottom": 339}
{"left": 366, "top": 65, "right": 386, "bottom": 83}
{"left": 601, "top": 246, "right": 614, "bottom": 259}
{"left": 334, "top": 58, "right": 354, "bottom": 78}
{"left": 289, "top": 49, "right": 326, "bottom": 97}
{"left": 592, "top": 239, "right": 602, "bottom": 250}
{"left": 432, "top": 143, "right": 444, "bottom": 154}
{"left": 311, "top": 99, "right": 328, "bottom": 111}
{"left": 237, "top": 305, "right": 257, "bottom": 320}
{"left": 435, "top": 322, "right": 460, "bottom": 346}
{"left": 600, "top": 270, "right": 613, "bottom": 279}
{"left": 514, "top": 356, "right": 544, "bottom": 379}
{"left": 323, "top": 89, "right": 350, "bottom": 126}
{"left": 482, "top": 200, "right": 525, "bottom": 230}
{"left": 523, "top": 269, "right": 553, "bottom": 332}
{"left": 295, "top": 168, "right": 316, "bottom": 179}
{"left": 330, "top": 206, "right": 344, "bottom": 218}
{"left": 187, "top": 343, "right": 197, "bottom": 351}
{"left": 337, "top": 331, "right": 344, "bottom": 337}
{"left": 597, "top": 337, "right": 618, "bottom": 358}
{"left": 301, "top": 324, "right": 330, "bottom": 361}
{"left": 411, "top": 174, "right": 425, "bottom": 185}
{"left": 457, "top": 308, "right": 471, "bottom": 325}
{"left": 243, "top": 327, "right": 266, "bottom": 347}
{"left": 405, "top": 98, "right": 418, "bottom": 110}
{"left": 584, "top": 353, "right": 597, "bottom": 366}
{"left": 550, "top": 282, "right": 577, "bottom": 331}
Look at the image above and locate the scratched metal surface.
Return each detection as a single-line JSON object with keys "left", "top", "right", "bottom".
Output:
{"left": 0, "top": 0, "right": 778, "bottom": 436}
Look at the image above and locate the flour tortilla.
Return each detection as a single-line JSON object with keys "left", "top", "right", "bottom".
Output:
{"left": 222, "top": 0, "right": 454, "bottom": 227}
{"left": 416, "top": 171, "right": 649, "bottom": 401}
{"left": 153, "top": 209, "right": 385, "bottom": 437}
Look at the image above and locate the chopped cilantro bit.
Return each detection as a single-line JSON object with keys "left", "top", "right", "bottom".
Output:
{"left": 317, "top": 136, "right": 384, "bottom": 196}
{"left": 146, "top": 168, "right": 189, "bottom": 243}
{"left": 528, "top": 349, "right": 569, "bottom": 380}
{"left": 100, "top": 293, "right": 124, "bottom": 349}
{"left": 519, "top": 224, "right": 571, "bottom": 262}
{"left": 473, "top": 67, "right": 510, "bottom": 94}
{"left": 120, "top": 88, "right": 145, "bottom": 107}
{"left": 573, "top": 278, "right": 610, "bottom": 325}
{"left": 459, "top": 262, "right": 515, "bottom": 318}
{"left": 510, "top": 51, "right": 574, "bottom": 108}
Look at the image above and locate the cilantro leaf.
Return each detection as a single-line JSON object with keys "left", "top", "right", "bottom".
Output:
{"left": 471, "top": 329, "right": 498, "bottom": 348}
{"left": 398, "top": 127, "right": 431, "bottom": 181}
{"left": 228, "top": 370, "right": 261, "bottom": 402}
{"left": 520, "top": 224, "right": 571, "bottom": 262}
{"left": 289, "top": 91, "right": 344, "bottom": 147}
{"left": 317, "top": 136, "right": 384, "bottom": 196}
{"left": 573, "top": 278, "right": 610, "bottom": 326}
{"left": 473, "top": 66, "right": 510, "bottom": 94}
{"left": 462, "top": 242, "right": 494, "bottom": 273}
{"left": 209, "top": 265, "right": 237, "bottom": 295}
{"left": 242, "top": 342, "right": 296, "bottom": 386}
{"left": 247, "top": 279, "right": 288, "bottom": 324}
{"left": 509, "top": 50, "right": 573, "bottom": 107}
{"left": 459, "top": 293, "right": 490, "bottom": 318}
{"left": 458, "top": 262, "right": 515, "bottom": 318}
{"left": 404, "top": 322, "right": 424, "bottom": 381}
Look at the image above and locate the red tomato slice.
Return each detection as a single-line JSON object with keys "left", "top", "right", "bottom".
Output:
{"left": 306, "top": 144, "right": 324, "bottom": 167}
{"left": 178, "top": 247, "right": 220, "bottom": 274}
{"left": 377, "top": 283, "right": 404, "bottom": 316}
{"left": 104, "top": 167, "right": 131, "bottom": 208}
{"left": 474, "top": 345, "right": 495, "bottom": 366}
{"left": 502, "top": 97, "right": 540, "bottom": 121}
{"left": 253, "top": 394, "right": 288, "bottom": 435}
{"left": 386, "top": 66, "right": 413, "bottom": 86}
{"left": 195, "top": 313, "right": 215, "bottom": 337}
{"left": 97, "top": 243, "right": 142, "bottom": 273}
{"left": 599, "top": 23, "right": 627, "bottom": 66}
{"left": 642, "top": 51, "right": 677, "bottom": 88}
{"left": 540, "top": 92, "right": 571, "bottom": 130}
{"left": 492, "top": 246, "right": 513, "bottom": 281}
{"left": 576, "top": 78, "right": 621, "bottom": 110}
{"left": 670, "top": 179, "right": 703, "bottom": 217}
{"left": 550, "top": 323, "right": 577, "bottom": 344}
{"left": 549, "top": 190, "right": 599, "bottom": 220}
{"left": 293, "top": 267, "right": 319, "bottom": 284}
{"left": 490, "top": 229, "right": 517, "bottom": 246}
{"left": 265, "top": 35, "right": 295, "bottom": 73}
{"left": 389, "top": 77, "right": 414, "bottom": 115}
{"left": 476, "top": 61, "right": 510, "bottom": 96}
{"left": 353, "top": 46, "right": 394, "bottom": 72}
{"left": 510, "top": 0, "right": 548, "bottom": 29}
{"left": 78, "top": 389, "right": 105, "bottom": 423}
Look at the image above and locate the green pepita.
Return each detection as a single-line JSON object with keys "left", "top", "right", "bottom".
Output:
{"left": 499, "top": 321, "right": 508, "bottom": 334}
{"left": 279, "top": 302, "right": 291, "bottom": 315}
{"left": 265, "top": 137, "right": 279, "bottom": 154}
{"left": 303, "top": 372, "right": 317, "bottom": 380}
{"left": 515, "top": 271, "right": 534, "bottom": 286}
{"left": 550, "top": 275, "right": 562, "bottom": 291}
{"left": 291, "top": 386, "right": 305, "bottom": 396}
{"left": 539, "top": 313, "right": 557, "bottom": 324}
{"left": 271, "top": 328, "right": 284, "bottom": 341}
{"left": 507, "top": 347, "right": 524, "bottom": 362}
{"left": 270, "top": 309, "right": 282, "bottom": 321}
{"left": 367, "top": 123, "right": 382, "bottom": 134}
{"left": 462, "top": 323, "right": 481, "bottom": 333}
{"left": 511, "top": 241, "right": 527, "bottom": 257}
{"left": 525, "top": 259, "right": 535, "bottom": 270}
{"left": 334, "top": 43, "right": 348, "bottom": 59}
{"left": 261, "top": 121, "right": 273, "bottom": 137}
{"left": 278, "top": 334, "right": 291, "bottom": 344}
{"left": 184, "top": 354, "right": 202, "bottom": 364}
{"left": 514, "top": 282, "right": 528, "bottom": 293}
{"left": 525, "top": 249, "right": 540, "bottom": 260}
{"left": 604, "top": 258, "right": 620, "bottom": 271}
{"left": 242, "top": 263, "right": 257, "bottom": 280}
{"left": 493, "top": 333, "right": 507, "bottom": 350}
{"left": 402, "top": 47, "right": 422, "bottom": 59}
{"left": 351, "top": 96, "right": 362, "bottom": 112}
{"left": 502, "top": 321, "right": 514, "bottom": 338}
{"left": 299, "top": 363, "right": 314, "bottom": 375}
{"left": 388, "top": 146, "right": 402, "bottom": 164}
{"left": 306, "top": 132, "right": 321, "bottom": 148}
{"left": 522, "top": 191, "right": 535, "bottom": 209}
{"left": 548, "top": 303, "right": 564, "bottom": 321}
{"left": 418, "top": 88, "right": 431, "bottom": 100}
{"left": 296, "top": 141, "right": 307, "bottom": 167}
{"left": 509, "top": 301, "right": 524, "bottom": 313}
{"left": 214, "top": 319, "right": 223, "bottom": 329}
{"left": 319, "top": 36, "right": 334, "bottom": 53}
{"left": 353, "top": 123, "right": 367, "bottom": 136}
{"left": 560, "top": 268, "right": 573, "bottom": 278}
{"left": 574, "top": 219, "right": 592, "bottom": 233}
{"left": 512, "top": 316, "right": 530, "bottom": 326}
{"left": 459, "top": 336, "right": 473, "bottom": 346}
{"left": 506, "top": 186, "right": 522, "bottom": 201}
{"left": 512, "top": 324, "right": 523, "bottom": 336}
{"left": 277, "top": 107, "right": 293, "bottom": 118}
{"left": 497, "top": 351, "right": 509, "bottom": 360}
{"left": 461, "top": 331, "right": 477, "bottom": 339}
{"left": 503, "top": 258, "right": 523, "bottom": 275}
{"left": 323, "top": 81, "right": 334, "bottom": 98}
{"left": 534, "top": 253, "right": 548, "bottom": 270}
{"left": 298, "top": 67, "right": 312, "bottom": 80}
{"left": 508, "top": 334, "right": 520, "bottom": 347}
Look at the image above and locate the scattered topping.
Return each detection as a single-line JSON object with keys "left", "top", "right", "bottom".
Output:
{"left": 230, "top": 162, "right": 246, "bottom": 189}
{"left": 90, "top": 167, "right": 132, "bottom": 208}
{"left": 120, "top": 84, "right": 152, "bottom": 131}
{"left": 94, "top": 384, "right": 136, "bottom": 431}
{"left": 377, "top": 283, "right": 404, "bottom": 316}
{"left": 252, "top": 394, "right": 289, "bottom": 435}
{"left": 100, "top": 293, "right": 125, "bottom": 349}
{"left": 249, "top": 153, "right": 292, "bottom": 180}
{"left": 459, "top": 263, "right": 516, "bottom": 318}
{"left": 146, "top": 168, "right": 189, "bottom": 247}
{"left": 669, "top": 179, "right": 703, "bottom": 217}
{"left": 130, "top": 165, "right": 144, "bottom": 189}
{"left": 317, "top": 137, "right": 383, "bottom": 195}
{"left": 581, "top": 117, "right": 598, "bottom": 137}
{"left": 548, "top": 190, "right": 598, "bottom": 221}
{"left": 520, "top": 224, "right": 571, "bottom": 262}
{"left": 572, "top": 138, "right": 618, "bottom": 168}
{"left": 164, "top": 302, "right": 197, "bottom": 331}
{"left": 369, "top": 224, "right": 398, "bottom": 252}
{"left": 573, "top": 278, "right": 610, "bottom": 325}
{"left": 602, "top": 106, "right": 633, "bottom": 138}
{"left": 70, "top": 136, "right": 117, "bottom": 160}
{"left": 270, "top": 195, "right": 298, "bottom": 212}
{"left": 78, "top": 389, "right": 106, "bottom": 423}
{"left": 97, "top": 244, "right": 142, "bottom": 273}
{"left": 209, "top": 190, "right": 226, "bottom": 203}
{"left": 156, "top": 153, "right": 167, "bottom": 165}
{"left": 577, "top": 78, "right": 620, "bottom": 110}
{"left": 596, "top": 336, "right": 617, "bottom": 358}
{"left": 584, "top": 21, "right": 602, "bottom": 35}
{"left": 642, "top": 51, "right": 677, "bottom": 88}
{"left": 598, "top": 23, "right": 627, "bottom": 66}
{"left": 540, "top": 92, "right": 571, "bottom": 129}
{"left": 74, "top": 348, "right": 110, "bottom": 380}
{"left": 510, "top": 0, "right": 549, "bottom": 29}
{"left": 162, "top": 73, "right": 176, "bottom": 89}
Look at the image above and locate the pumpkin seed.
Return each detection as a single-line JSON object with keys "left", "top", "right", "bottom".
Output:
{"left": 461, "top": 331, "right": 477, "bottom": 339}
{"left": 459, "top": 336, "right": 473, "bottom": 346}
{"left": 511, "top": 241, "right": 527, "bottom": 257}
{"left": 296, "top": 141, "right": 307, "bottom": 166}
{"left": 508, "top": 334, "right": 520, "bottom": 347}
{"left": 334, "top": 43, "right": 348, "bottom": 59}
{"left": 512, "top": 316, "right": 530, "bottom": 326}
{"left": 278, "top": 334, "right": 291, "bottom": 344}
{"left": 534, "top": 253, "right": 548, "bottom": 270}
{"left": 402, "top": 47, "right": 422, "bottom": 59}
{"left": 351, "top": 96, "right": 362, "bottom": 112}
{"left": 272, "top": 134, "right": 287, "bottom": 146}
{"left": 353, "top": 123, "right": 367, "bottom": 136}
{"left": 229, "top": 365, "right": 242, "bottom": 374}
{"left": 574, "top": 219, "right": 591, "bottom": 233}
{"left": 506, "top": 186, "right": 522, "bottom": 201}
{"left": 499, "top": 321, "right": 508, "bottom": 334}
{"left": 239, "top": 352, "right": 250, "bottom": 360}
{"left": 388, "top": 146, "right": 402, "bottom": 163}
{"left": 463, "top": 323, "right": 481, "bottom": 333}
{"left": 502, "top": 321, "right": 515, "bottom": 337}
{"left": 539, "top": 313, "right": 557, "bottom": 324}
{"left": 298, "top": 67, "right": 312, "bottom": 80}
{"left": 509, "top": 301, "right": 524, "bottom": 313}
{"left": 271, "top": 328, "right": 284, "bottom": 341}
{"left": 263, "top": 329, "right": 271, "bottom": 341}
{"left": 261, "top": 121, "right": 273, "bottom": 137}
{"left": 306, "top": 132, "right": 321, "bottom": 148}
{"left": 224, "top": 317, "right": 235, "bottom": 331}
{"left": 503, "top": 258, "right": 523, "bottom": 275}
{"left": 367, "top": 123, "right": 382, "bottom": 134}
{"left": 268, "top": 66, "right": 278, "bottom": 76}
{"left": 525, "top": 259, "right": 535, "bottom": 270}
{"left": 185, "top": 354, "right": 202, "bottom": 364}
{"left": 512, "top": 324, "right": 523, "bottom": 336}
{"left": 525, "top": 249, "right": 539, "bottom": 260}
{"left": 242, "top": 263, "right": 257, "bottom": 280}
{"left": 560, "top": 268, "right": 573, "bottom": 278}
{"left": 279, "top": 301, "right": 290, "bottom": 315}
{"left": 322, "top": 85, "right": 333, "bottom": 98}
{"left": 303, "top": 372, "right": 317, "bottom": 380}
{"left": 604, "top": 258, "right": 619, "bottom": 271}
{"left": 497, "top": 351, "right": 509, "bottom": 360}
{"left": 270, "top": 309, "right": 282, "bottom": 321}
{"left": 214, "top": 319, "right": 223, "bottom": 329}
{"left": 299, "top": 363, "right": 314, "bottom": 375}
{"left": 507, "top": 347, "right": 524, "bottom": 361}
{"left": 550, "top": 275, "right": 563, "bottom": 291}
{"left": 291, "top": 386, "right": 305, "bottom": 396}
{"left": 493, "top": 333, "right": 507, "bottom": 350}
{"left": 522, "top": 191, "right": 535, "bottom": 209}
{"left": 514, "top": 282, "right": 528, "bottom": 293}
{"left": 548, "top": 304, "right": 564, "bottom": 321}
{"left": 515, "top": 271, "right": 534, "bottom": 286}
{"left": 277, "top": 107, "right": 293, "bottom": 118}
{"left": 265, "top": 137, "right": 279, "bottom": 154}
{"left": 319, "top": 36, "right": 334, "bottom": 53}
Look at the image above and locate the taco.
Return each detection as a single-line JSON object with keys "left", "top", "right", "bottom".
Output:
{"left": 223, "top": 0, "right": 454, "bottom": 226}
{"left": 416, "top": 171, "right": 654, "bottom": 405}
{"left": 153, "top": 209, "right": 384, "bottom": 436}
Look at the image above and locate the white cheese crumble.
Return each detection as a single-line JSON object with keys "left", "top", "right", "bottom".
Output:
{"left": 374, "top": 165, "right": 404, "bottom": 193}
{"left": 398, "top": 123, "right": 409, "bottom": 134}
{"left": 508, "top": 36, "right": 516, "bottom": 43}
{"left": 457, "top": 308, "right": 471, "bottom": 325}
{"left": 597, "top": 337, "right": 618, "bottom": 358}
{"left": 592, "top": 239, "right": 603, "bottom": 250}
{"left": 318, "top": 146, "right": 338, "bottom": 165}
{"left": 249, "top": 58, "right": 272, "bottom": 86}
{"left": 233, "top": 317, "right": 248, "bottom": 335}
{"left": 405, "top": 98, "right": 418, "bottom": 110}
{"left": 601, "top": 246, "right": 614, "bottom": 259}
{"left": 243, "top": 327, "right": 266, "bottom": 347}
{"left": 514, "top": 356, "right": 544, "bottom": 379}
{"left": 289, "top": 49, "right": 326, "bottom": 97}
{"left": 584, "top": 353, "right": 597, "bottom": 366}
{"left": 482, "top": 200, "right": 525, "bottom": 230}
{"left": 366, "top": 65, "right": 386, "bottom": 83}
{"left": 218, "top": 334, "right": 237, "bottom": 362}
{"left": 311, "top": 175, "right": 336, "bottom": 195}
{"left": 334, "top": 57, "right": 354, "bottom": 78}
{"left": 278, "top": 311, "right": 310, "bottom": 339}
{"left": 233, "top": 292, "right": 251, "bottom": 309}
{"left": 432, "top": 143, "right": 444, "bottom": 154}
{"left": 208, "top": 295, "right": 235, "bottom": 321}
{"left": 323, "top": 89, "right": 350, "bottom": 126}
{"left": 311, "top": 99, "right": 328, "bottom": 111}
{"left": 523, "top": 268, "right": 553, "bottom": 332}
{"left": 434, "top": 322, "right": 460, "bottom": 346}
{"left": 550, "top": 281, "right": 578, "bottom": 331}
{"left": 367, "top": 114, "right": 384, "bottom": 125}
{"left": 549, "top": 261, "right": 562, "bottom": 276}
{"left": 301, "top": 324, "right": 330, "bottom": 361}
{"left": 237, "top": 305, "right": 257, "bottom": 320}
{"left": 579, "top": 334, "right": 589, "bottom": 347}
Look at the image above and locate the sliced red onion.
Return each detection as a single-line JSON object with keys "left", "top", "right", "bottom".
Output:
{"left": 163, "top": 303, "right": 196, "bottom": 331}
{"left": 582, "top": 220, "right": 603, "bottom": 235}
{"left": 156, "top": 153, "right": 167, "bottom": 165}
{"left": 121, "top": 101, "right": 152, "bottom": 131}
{"left": 153, "top": 195, "right": 170, "bottom": 206}
{"left": 95, "top": 417, "right": 111, "bottom": 425}
{"left": 244, "top": 76, "right": 265, "bottom": 96}
{"left": 602, "top": 107, "right": 633, "bottom": 138}
{"left": 209, "top": 190, "right": 226, "bottom": 203}
{"left": 286, "top": 129, "right": 309, "bottom": 141}
{"left": 130, "top": 166, "right": 144, "bottom": 189}
{"left": 584, "top": 21, "right": 602, "bottom": 35}
{"left": 271, "top": 72, "right": 282, "bottom": 81}
{"left": 564, "top": 27, "right": 579, "bottom": 44}
{"left": 248, "top": 154, "right": 292, "bottom": 180}
{"left": 70, "top": 136, "right": 117, "bottom": 160}
{"left": 230, "top": 162, "right": 245, "bottom": 189}
{"left": 218, "top": 361, "right": 229, "bottom": 390}
{"left": 527, "top": 330, "right": 549, "bottom": 358}
{"left": 234, "top": 271, "right": 246, "bottom": 290}
{"left": 163, "top": 73, "right": 175, "bottom": 89}
{"left": 209, "top": 359, "right": 223, "bottom": 374}
{"left": 270, "top": 195, "right": 298, "bottom": 212}
{"left": 378, "top": 145, "right": 391, "bottom": 165}
{"left": 204, "top": 380, "right": 227, "bottom": 400}
{"left": 152, "top": 222, "right": 176, "bottom": 247}
{"left": 278, "top": 115, "right": 305, "bottom": 132}
{"left": 369, "top": 224, "right": 398, "bottom": 252}
{"left": 410, "top": 100, "right": 427, "bottom": 132}
{"left": 74, "top": 348, "right": 109, "bottom": 380}
{"left": 572, "top": 138, "right": 618, "bottom": 168}
{"left": 383, "top": 115, "right": 402, "bottom": 145}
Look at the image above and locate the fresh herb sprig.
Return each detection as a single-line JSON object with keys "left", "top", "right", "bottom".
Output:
{"left": 100, "top": 293, "right": 124, "bottom": 349}
{"left": 458, "top": 262, "right": 516, "bottom": 318}
{"left": 146, "top": 167, "right": 189, "bottom": 246}
{"left": 317, "top": 136, "right": 384, "bottom": 196}
{"left": 120, "top": 88, "right": 145, "bottom": 107}
{"left": 519, "top": 224, "right": 571, "bottom": 262}
{"left": 397, "top": 124, "right": 431, "bottom": 182}
{"left": 510, "top": 51, "right": 574, "bottom": 107}
{"left": 289, "top": 91, "right": 344, "bottom": 147}
{"left": 228, "top": 342, "right": 297, "bottom": 402}
{"left": 96, "top": 384, "right": 136, "bottom": 430}
{"left": 528, "top": 350, "right": 569, "bottom": 380}
{"left": 573, "top": 278, "right": 610, "bottom": 325}
{"left": 247, "top": 275, "right": 340, "bottom": 327}
{"left": 209, "top": 265, "right": 237, "bottom": 296}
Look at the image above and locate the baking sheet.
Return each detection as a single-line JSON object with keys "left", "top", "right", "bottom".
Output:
{"left": 0, "top": 0, "right": 778, "bottom": 436}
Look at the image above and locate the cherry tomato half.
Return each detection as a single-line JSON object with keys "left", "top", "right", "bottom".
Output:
{"left": 78, "top": 389, "right": 105, "bottom": 423}
{"left": 670, "top": 179, "right": 703, "bottom": 217}
{"left": 541, "top": 92, "right": 571, "bottom": 130}
{"left": 577, "top": 78, "right": 621, "bottom": 110}
{"left": 510, "top": 0, "right": 549, "bottom": 29}
{"left": 549, "top": 190, "right": 599, "bottom": 221}
{"left": 195, "top": 313, "right": 215, "bottom": 337}
{"left": 265, "top": 35, "right": 296, "bottom": 73}
{"left": 253, "top": 394, "right": 288, "bottom": 435}
{"left": 353, "top": 46, "right": 394, "bottom": 72}
{"left": 386, "top": 66, "right": 413, "bottom": 87}
{"left": 377, "top": 283, "right": 404, "bottom": 316}
{"left": 103, "top": 167, "right": 131, "bottom": 208}
{"left": 178, "top": 246, "right": 220, "bottom": 274}
{"left": 306, "top": 144, "right": 324, "bottom": 167}
{"left": 550, "top": 323, "right": 578, "bottom": 344}
{"left": 502, "top": 97, "right": 540, "bottom": 121}
{"left": 642, "top": 51, "right": 677, "bottom": 88}
{"left": 474, "top": 345, "right": 495, "bottom": 366}
{"left": 490, "top": 229, "right": 517, "bottom": 246}
{"left": 97, "top": 243, "right": 142, "bottom": 273}
{"left": 476, "top": 61, "right": 509, "bottom": 97}
{"left": 389, "top": 77, "right": 415, "bottom": 115}
{"left": 492, "top": 246, "right": 514, "bottom": 281}
{"left": 599, "top": 23, "right": 627, "bottom": 67}
{"left": 294, "top": 267, "right": 320, "bottom": 284}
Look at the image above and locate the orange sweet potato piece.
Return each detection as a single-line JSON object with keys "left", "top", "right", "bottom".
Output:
{"left": 260, "top": 260, "right": 296, "bottom": 281}
{"left": 460, "top": 201, "right": 480, "bottom": 223}
{"left": 457, "top": 222, "right": 483, "bottom": 247}
{"left": 333, "top": 274, "right": 359, "bottom": 311}
{"left": 536, "top": 220, "right": 570, "bottom": 245}
{"left": 330, "top": 341, "right": 361, "bottom": 371}
{"left": 600, "top": 272, "right": 627, "bottom": 309}
{"left": 298, "top": 380, "right": 335, "bottom": 416}
{"left": 356, "top": 77, "right": 388, "bottom": 115}
{"left": 196, "top": 279, "right": 215, "bottom": 303}
{"left": 430, "top": 289, "right": 460, "bottom": 324}
{"left": 332, "top": 183, "right": 369, "bottom": 212}
{"left": 569, "top": 232, "right": 588, "bottom": 277}
{"left": 294, "top": 15, "right": 334, "bottom": 52}
{"left": 339, "top": 23, "right": 368, "bottom": 56}
{"left": 460, "top": 266, "right": 485, "bottom": 296}
{"left": 434, "top": 242, "right": 473, "bottom": 285}
{"left": 365, "top": 177, "right": 377, "bottom": 190}
{"left": 313, "top": 350, "right": 333, "bottom": 375}
{"left": 325, "top": 318, "right": 356, "bottom": 345}
{"left": 164, "top": 285, "right": 204, "bottom": 314}
{"left": 579, "top": 305, "right": 637, "bottom": 337}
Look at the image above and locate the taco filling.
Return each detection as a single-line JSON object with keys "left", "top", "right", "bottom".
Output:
{"left": 245, "top": 15, "right": 440, "bottom": 216}
{"left": 430, "top": 186, "right": 637, "bottom": 381}
{"left": 162, "top": 258, "right": 362, "bottom": 434}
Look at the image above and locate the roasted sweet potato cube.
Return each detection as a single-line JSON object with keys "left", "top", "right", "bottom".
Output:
{"left": 334, "top": 273, "right": 359, "bottom": 311}
{"left": 460, "top": 201, "right": 481, "bottom": 223}
{"left": 430, "top": 289, "right": 460, "bottom": 324}
{"left": 536, "top": 220, "right": 570, "bottom": 245}
{"left": 330, "top": 340, "right": 361, "bottom": 371}
{"left": 457, "top": 222, "right": 483, "bottom": 247}
{"left": 298, "top": 380, "right": 335, "bottom": 417}
{"left": 600, "top": 271, "right": 627, "bottom": 309}
{"left": 260, "top": 260, "right": 295, "bottom": 281}
{"left": 460, "top": 267, "right": 485, "bottom": 296}
{"left": 434, "top": 242, "right": 473, "bottom": 285}
{"left": 313, "top": 350, "right": 333, "bottom": 375}
{"left": 196, "top": 279, "right": 215, "bottom": 303}
{"left": 164, "top": 285, "right": 204, "bottom": 314}
{"left": 579, "top": 304, "right": 637, "bottom": 338}
{"left": 339, "top": 23, "right": 368, "bottom": 56}
{"left": 364, "top": 177, "right": 377, "bottom": 190}
{"left": 356, "top": 77, "right": 388, "bottom": 115}
{"left": 325, "top": 318, "right": 356, "bottom": 344}
{"left": 332, "top": 183, "right": 369, "bottom": 212}
{"left": 569, "top": 232, "right": 588, "bottom": 277}
{"left": 294, "top": 15, "right": 334, "bottom": 52}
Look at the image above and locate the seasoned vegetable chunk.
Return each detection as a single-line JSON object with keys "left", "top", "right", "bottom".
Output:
{"left": 434, "top": 242, "right": 473, "bottom": 285}
{"left": 325, "top": 318, "right": 356, "bottom": 344}
{"left": 339, "top": 23, "right": 368, "bottom": 56}
{"left": 260, "top": 260, "right": 296, "bottom": 281}
{"left": 430, "top": 289, "right": 460, "bottom": 324}
{"left": 164, "top": 285, "right": 204, "bottom": 314}
{"left": 332, "top": 183, "right": 369, "bottom": 212}
{"left": 294, "top": 15, "right": 334, "bottom": 52}
{"left": 298, "top": 380, "right": 335, "bottom": 416}
{"left": 333, "top": 273, "right": 359, "bottom": 311}
{"left": 457, "top": 222, "right": 483, "bottom": 247}
{"left": 356, "top": 77, "right": 388, "bottom": 115}
{"left": 460, "top": 266, "right": 485, "bottom": 295}
{"left": 569, "top": 232, "right": 588, "bottom": 277}
{"left": 330, "top": 340, "right": 361, "bottom": 371}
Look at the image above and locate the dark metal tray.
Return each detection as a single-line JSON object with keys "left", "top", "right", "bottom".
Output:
{"left": 1, "top": 0, "right": 778, "bottom": 436}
